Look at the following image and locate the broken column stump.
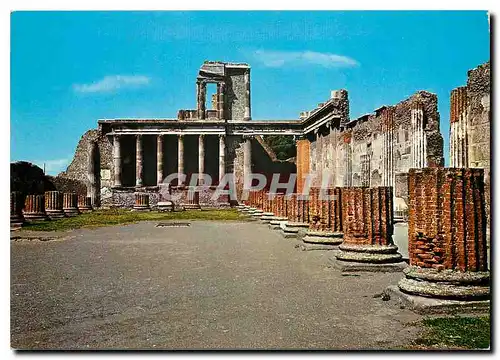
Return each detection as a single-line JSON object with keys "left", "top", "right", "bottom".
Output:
{"left": 281, "top": 194, "right": 308, "bottom": 239}
{"left": 259, "top": 192, "right": 276, "bottom": 223}
{"left": 77, "top": 195, "right": 93, "bottom": 212}
{"left": 386, "top": 168, "right": 490, "bottom": 314}
{"left": 302, "top": 187, "right": 343, "bottom": 251}
{"left": 133, "top": 193, "right": 150, "bottom": 211}
{"left": 10, "top": 191, "right": 25, "bottom": 229}
{"left": 23, "top": 194, "right": 49, "bottom": 222}
{"left": 45, "top": 191, "right": 66, "bottom": 219}
{"left": 331, "top": 187, "right": 405, "bottom": 272}
{"left": 269, "top": 194, "right": 288, "bottom": 230}
{"left": 63, "top": 193, "right": 80, "bottom": 217}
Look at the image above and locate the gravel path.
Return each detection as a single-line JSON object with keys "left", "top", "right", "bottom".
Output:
{"left": 11, "top": 220, "right": 422, "bottom": 350}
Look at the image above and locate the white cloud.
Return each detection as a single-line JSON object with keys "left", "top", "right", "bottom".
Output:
{"left": 31, "top": 158, "right": 70, "bottom": 176}
{"left": 252, "top": 49, "right": 359, "bottom": 68}
{"left": 73, "top": 75, "right": 151, "bottom": 93}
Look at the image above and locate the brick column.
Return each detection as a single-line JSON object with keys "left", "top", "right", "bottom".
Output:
{"left": 217, "top": 83, "right": 225, "bottom": 120}
{"left": 136, "top": 135, "right": 143, "bottom": 187}
{"left": 10, "top": 191, "right": 25, "bottom": 227}
{"left": 113, "top": 135, "right": 122, "bottom": 187}
{"left": 133, "top": 193, "right": 150, "bottom": 211}
{"left": 398, "top": 168, "right": 489, "bottom": 300}
{"left": 178, "top": 135, "right": 184, "bottom": 186}
{"left": 157, "top": 135, "right": 164, "bottom": 186}
{"left": 62, "top": 193, "right": 79, "bottom": 217}
{"left": 77, "top": 195, "right": 93, "bottom": 212}
{"left": 302, "top": 187, "right": 343, "bottom": 250}
{"left": 333, "top": 187, "right": 405, "bottom": 271}
{"left": 23, "top": 194, "right": 48, "bottom": 222}
{"left": 45, "top": 191, "right": 66, "bottom": 219}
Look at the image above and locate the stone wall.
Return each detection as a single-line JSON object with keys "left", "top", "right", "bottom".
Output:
{"left": 307, "top": 91, "right": 444, "bottom": 189}
{"left": 226, "top": 67, "right": 247, "bottom": 121}
{"left": 59, "top": 129, "right": 113, "bottom": 204}
{"left": 449, "top": 61, "right": 490, "bottom": 238}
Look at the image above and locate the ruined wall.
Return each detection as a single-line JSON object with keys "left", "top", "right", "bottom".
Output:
{"left": 59, "top": 129, "right": 113, "bottom": 204}
{"left": 449, "top": 61, "right": 490, "bottom": 238}
{"left": 308, "top": 91, "right": 444, "bottom": 190}
{"left": 226, "top": 67, "right": 247, "bottom": 121}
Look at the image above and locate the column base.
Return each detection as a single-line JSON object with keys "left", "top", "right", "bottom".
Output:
{"left": 78, "top": 206, "right": 93, "bottom": 213}
{"left": 397, "top": 266, "right": 490, "bottom": 301}
{"left": 384, "top": 285, "right": 490, "bottom": 315}
{"left": 46, "top": 210, "right": 66, "bottom": 220}
{"left": 332, "top": 243, "right": 406, "bottom": 272}
{"left": 268, "top": 219, "right": 287, "bottom": 230}
{"left": 132, "top": 205, "right": 151, "bottom": 211}
{"left": 303, "top": 230, "right": 343, "bottom": 245}
{"left": 23, "top": 213, "right": 49, "bottom": 222}
{"left": 63, "top": 208, "right": 80, "bottom": 217}
{"left": 281, "top": 222, "right": 309, "bottom": 239}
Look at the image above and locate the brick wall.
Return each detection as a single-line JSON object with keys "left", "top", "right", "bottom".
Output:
{"left": 296, "top": 138, "right": 310, "bottom": 194}
{"left": 408, "top": 168, "right": 487, "bottom": 271}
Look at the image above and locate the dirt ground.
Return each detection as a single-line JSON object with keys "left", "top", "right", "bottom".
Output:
{"left": 11, "top": 220, "right": 422, "bottom": 350}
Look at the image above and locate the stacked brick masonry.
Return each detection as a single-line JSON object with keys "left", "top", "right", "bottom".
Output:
{"left": 295, "top": 139, "right": 310, "bottom": 194}
{"left": 408, "top": 168, "right": 487, "bottom": 272}
{"left": 343, "top": 187, "right": 393, "bottom": 246}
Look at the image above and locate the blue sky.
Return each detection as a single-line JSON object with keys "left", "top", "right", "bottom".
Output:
{"left": 11, "top": 11, "right": 490, "bottom": 174}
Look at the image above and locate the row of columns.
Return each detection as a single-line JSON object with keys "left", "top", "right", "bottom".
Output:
{"left": 113, "top": 134, "right": 239, "bottom": 187}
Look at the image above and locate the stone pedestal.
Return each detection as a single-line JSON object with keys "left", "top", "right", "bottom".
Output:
{"left": 332, "top": 187, "right": 405, "bottom": 272}
{"left": 389, "top": 168, "right": 490, "bottom": 313}
{"left": 10, "top": 191, "right": 25, "bottom": 228}
{"left": 133, "top": 193, "right": 150, "bottom": 211}
{"left": 180, "top": 189, "right": 201, "bottom": 210}
{"left": 302, "top": 188, "right": 343, "bottom": 251}
{"left": 78, "top": 195, "right": 93, "bottom": 212}
{"left": 23, "top": 194, "right": 49, "bottom": 222}
{"left": 45, "top": 191, "right": 66, "bottom": 219}
{"left": 63, "top": 193, "right": 80, "bottom": 217}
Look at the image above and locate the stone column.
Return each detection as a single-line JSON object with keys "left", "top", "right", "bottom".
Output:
{"left": 178, "top": 134, "right": 184, "bottom": 186}
{"left": 113, "top": 135, "right": 122, "bottom": 187}
{"left": 219, "top": 135, "right": 225, "bottom": 183}
{"left": 217, "top": 83, "right": 225, "bottom": 120}
{"left": 136, "top": 135, "right": 143, "bottom": 187}
{"left": 10, "top": 191, "right": 25, "bottom": 227}
{"left": 133, "top": 193, "right": 150, "bottom": 211}
{"left": 45, "top": 191, "right": 66, "bottom": 219}
{"left": 333, "top": 187, "right": 405, "bottom": 271}
{"left": 63, "top": 193, "right": 79, "bottom": 217}
{"left": 77, "top": 195, "right": 93, "bottom": 212}
{"left": 197, "top": 82, "right": 206, "bottom": 120}
{"left": 198, "top": 134, "right": 205, "bottom": 184}
{"left": 244, "top": 69, "right": 251, "bottom": 121}
{"left": 157, "top": 135, "right": 164, "bottom": 186}
{"left": 23, "top": 194, "right": 48, "bottom": 222}
{"left": 397, "top": 168, "right": 489, "bottom": 301}
{"left": 243, "top": 136, "right": 252, "bottom": 190}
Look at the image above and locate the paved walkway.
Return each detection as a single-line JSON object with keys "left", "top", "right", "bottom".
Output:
{"left": 11, "top": 221, "right": 422, "bottom": 350}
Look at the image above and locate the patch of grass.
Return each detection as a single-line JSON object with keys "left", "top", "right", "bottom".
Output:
{"left": 412, "top": 315, "right": 490, "bottom": 350}
{"left": 22, "top": 208, "right": 246, "bottom": 232}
